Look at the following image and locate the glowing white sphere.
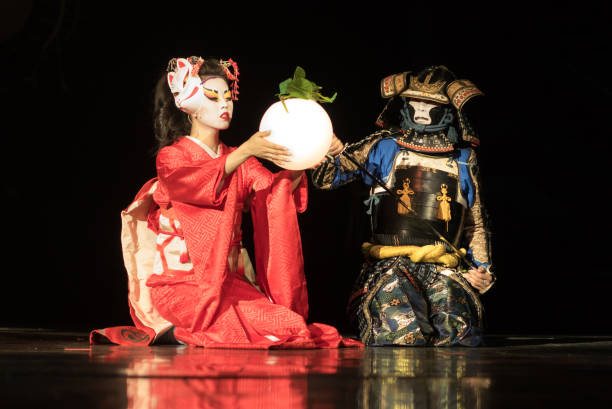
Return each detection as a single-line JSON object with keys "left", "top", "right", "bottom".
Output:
{"left": 259, "top": 98, "right": 333, "bottom": 170}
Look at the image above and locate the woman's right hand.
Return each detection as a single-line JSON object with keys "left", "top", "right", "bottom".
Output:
{"left": 225, "top": 130, "right": 291, "bottom": 175}
{"left": 242, "top": 131, "right": 292, "bottom": 164}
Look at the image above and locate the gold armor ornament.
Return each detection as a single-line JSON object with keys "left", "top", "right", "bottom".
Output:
{"left": 396, "top": 178, "right": 414, "bottom": 215}
{"left": 436, "top": 183, "right": 452, "bottom": 231}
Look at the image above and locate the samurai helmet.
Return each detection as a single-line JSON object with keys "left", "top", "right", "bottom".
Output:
{"left": 376, "top": 65, "right": 484, "bottom": 146}
{"left": 379, "top": 65, "right": 482, "bottom": 111}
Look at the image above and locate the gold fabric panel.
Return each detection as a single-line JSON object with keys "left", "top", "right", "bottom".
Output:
{"left": 362, "top": 242, "right": 466, "bottom": 268}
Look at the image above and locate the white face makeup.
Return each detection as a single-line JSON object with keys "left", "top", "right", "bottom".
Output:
{"left": 193, "top": 77, "right": 233, "bottom": 130}
{"left": 408, "top": 99, "right": 439, "bottom": 125}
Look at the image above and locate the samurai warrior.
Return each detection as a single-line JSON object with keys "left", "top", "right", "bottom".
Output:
{"left": 312, "top": 66, "right": 495, "bottom": 346}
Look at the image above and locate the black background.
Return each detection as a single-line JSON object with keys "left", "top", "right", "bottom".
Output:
{"left": 1, "top": 1, "right": 610, "bottom": 335}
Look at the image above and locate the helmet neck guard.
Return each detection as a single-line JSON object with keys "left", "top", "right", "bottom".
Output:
{"left": 396, "top": 128, "right": 456, "bottom": 153}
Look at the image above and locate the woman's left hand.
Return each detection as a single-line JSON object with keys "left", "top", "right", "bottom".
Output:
{"left": 462, "top": 265, "right": 494, "bottom": 292}
{"left": 306, "top": 134, "right": 344, "bottom": 170}
{"left": 328, "top": 133, "right": 344, "bottom": 156}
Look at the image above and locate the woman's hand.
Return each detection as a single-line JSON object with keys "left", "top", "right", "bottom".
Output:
{"left": 225, "top": 130, "right": 292, "bottom": 175}
{"left": 462, "top": 265, "right": 494, "bottom": 293}
{"left": 328, "top": 133, "right": 344, "bottom": 156}
{"left": 242, "top": 131, "right": 292, "bottom": 164}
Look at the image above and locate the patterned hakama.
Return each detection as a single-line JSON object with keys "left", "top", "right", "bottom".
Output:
{"left": 349, "top": 256, "right": 483, "bottom": 346}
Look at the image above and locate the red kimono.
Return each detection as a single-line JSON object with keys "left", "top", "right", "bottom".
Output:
{"left": 91, "top": 137, "right": 359, "bottom": 348}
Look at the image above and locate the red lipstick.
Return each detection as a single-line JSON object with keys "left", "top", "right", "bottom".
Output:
{"left": 220, "top": 112, "right": 230, "bottom": 121}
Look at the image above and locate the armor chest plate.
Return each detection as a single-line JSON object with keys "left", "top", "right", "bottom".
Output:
{"left": 371, "top": 150, "right": 467, "bottom": 246}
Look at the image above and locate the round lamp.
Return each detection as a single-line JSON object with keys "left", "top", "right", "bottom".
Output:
{"left": 259, "top": 98, "right": 333, "bottom": 170}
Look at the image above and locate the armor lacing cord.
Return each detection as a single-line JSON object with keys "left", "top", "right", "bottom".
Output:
{"left": 363, "top": 193, "right": 382, "bottom": 215}
{"left": 361, "top": 242, "right": 467, "bottom": 268}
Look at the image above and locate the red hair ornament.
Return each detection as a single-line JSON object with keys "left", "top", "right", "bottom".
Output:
{"left": 220, "top": 58, "right": 240, "bottom": 100}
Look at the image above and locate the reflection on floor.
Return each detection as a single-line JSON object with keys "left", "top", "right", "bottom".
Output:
{"left": 1, "top": 329, "right": 612, "bottom": 408}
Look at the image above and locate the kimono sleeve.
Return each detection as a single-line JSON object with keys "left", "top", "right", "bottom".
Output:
{"left": 244, "top": 157, "right": 309, "bottom": 319}
{"left": 243, "top": 157, "right": 307, "bottom": 213}
{"left": 156, "top": 143, "right": 230, "bottom": 207}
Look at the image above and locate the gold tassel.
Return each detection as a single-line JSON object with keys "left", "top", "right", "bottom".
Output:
{"left": 436, "top": 183, "right": 452, "bottom": 231}
{"left": 396, "top": 178, "right": 414, "bottom": 215}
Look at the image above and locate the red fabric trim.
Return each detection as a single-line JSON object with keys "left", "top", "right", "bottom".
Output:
{"left": 396, "top": 139, "right": 454, "bottom": 152}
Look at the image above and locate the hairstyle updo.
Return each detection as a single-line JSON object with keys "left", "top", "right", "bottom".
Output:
{"left": 153, "top": 58, "right": 228, "bottom": 151}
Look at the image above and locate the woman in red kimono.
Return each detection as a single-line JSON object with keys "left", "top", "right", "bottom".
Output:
{"left": 91, "top": 56, "right": 357, "bottom": 348}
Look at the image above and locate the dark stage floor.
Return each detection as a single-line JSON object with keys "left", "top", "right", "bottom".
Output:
{"left": 1, "top": 329, "right": 611, "bottom": 408}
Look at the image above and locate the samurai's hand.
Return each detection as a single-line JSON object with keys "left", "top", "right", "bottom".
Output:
{"left": 309, "top": 134, "right": 343, "bottom": 169}
{"left": 327, "top": 133, "right": 344, "bottom": 156}
{"left": 462, "top": 265, "right": 494, "bottom": 293}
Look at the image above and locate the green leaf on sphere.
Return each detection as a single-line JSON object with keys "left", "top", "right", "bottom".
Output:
{"left": 277, "top": 66, "right": 336, "bottom": 104}
{"left": 293, "top": 66, "right": 306, "bottom": 80}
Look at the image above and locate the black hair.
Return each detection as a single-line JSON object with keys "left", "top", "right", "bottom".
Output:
{"left": 153, "top": 58, "right": 228, "bottom": 151}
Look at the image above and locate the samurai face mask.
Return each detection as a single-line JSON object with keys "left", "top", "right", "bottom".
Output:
{"left": 405, "top": 98, "right": 445, "bottom": 125}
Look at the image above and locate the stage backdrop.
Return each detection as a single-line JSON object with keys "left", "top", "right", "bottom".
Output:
{"left": 1, "top": 1, "right": 609, "bottom": 335}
